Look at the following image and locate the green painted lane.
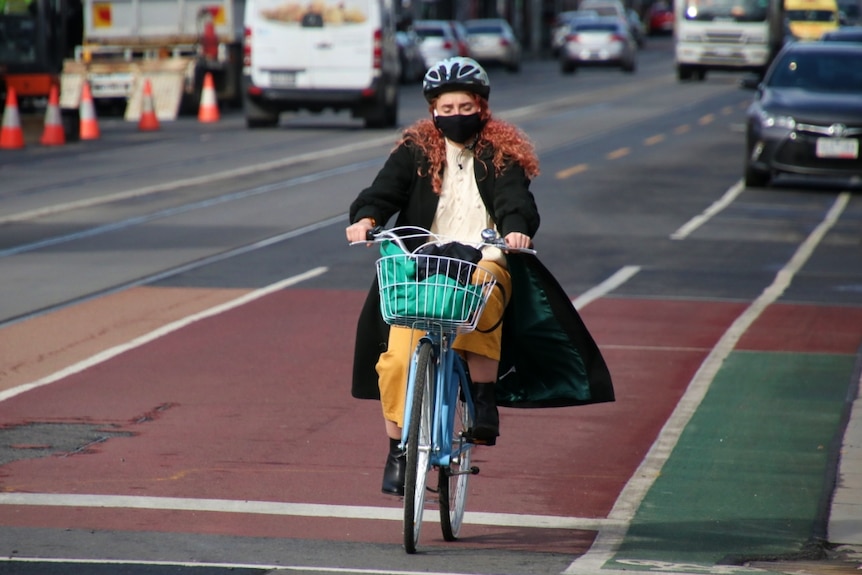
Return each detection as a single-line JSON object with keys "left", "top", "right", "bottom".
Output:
{"left": 610, "top": 351, "right": 855, "bottom": 570}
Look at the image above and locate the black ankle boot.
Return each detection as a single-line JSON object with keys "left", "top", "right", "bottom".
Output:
{"left": 470, "top": 383, "right": 499, "bottom": 446}
{"left": 381, "top": 438, "right": 406, "bottom": 496}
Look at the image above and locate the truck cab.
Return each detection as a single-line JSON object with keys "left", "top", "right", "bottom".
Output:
{"left": 0, "top": 0, "right": 81, "bottom": 108}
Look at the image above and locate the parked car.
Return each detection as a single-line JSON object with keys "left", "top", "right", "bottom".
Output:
{"left": 559, "top": 16, "right": 638, "bottom": 74}
{"left": 551, "top": 10, "right": 600, "bottom": 56}
{"left": 743, "top": 42, "right": 862, "bottom": 187}
{"left": 413, "top": 20, "right": 462, "bottom": 68}
{"left": 646, "top": 1, "right": 674, "bottom": 35}
{"left": 464, "top": 18, "right": 522, "bottom": 72}
{"left": 396, "top": 30, "right": 426, "bottom": 83}
{"left": 821, "top": 24, "right": 862, "bottom": 40}
{"left": 569, "top": 0, "right": 644, "bottom": 48}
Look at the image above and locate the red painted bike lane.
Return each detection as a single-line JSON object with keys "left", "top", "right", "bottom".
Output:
{"left": 0, "top": 286, "right": 788, "bottom": 555}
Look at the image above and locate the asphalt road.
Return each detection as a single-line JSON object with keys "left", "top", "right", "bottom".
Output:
{"left": 0, "top": 37, "right": 861, "bottom": 575}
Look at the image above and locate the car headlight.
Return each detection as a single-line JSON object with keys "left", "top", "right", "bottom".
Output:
{"left": 758, "top": 109, "right": 796, "bottom": 130}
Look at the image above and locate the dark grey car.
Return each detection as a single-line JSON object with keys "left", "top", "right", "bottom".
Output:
{"left": 744, "top": 42, "right": 862, "bottom": 187}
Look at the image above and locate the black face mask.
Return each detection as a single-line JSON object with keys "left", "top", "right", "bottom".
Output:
{"left": 434, "top": 113, "right": 483, "bottom": 144}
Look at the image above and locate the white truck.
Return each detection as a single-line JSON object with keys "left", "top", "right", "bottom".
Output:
{"left": 59, "top": 0, "right": 245, "bottom": 120}
{"left": 673, "top": 0, "right": 785, "bottom": 81}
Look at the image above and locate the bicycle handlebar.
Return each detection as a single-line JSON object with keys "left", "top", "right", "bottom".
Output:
{"left": 350, "top": 225, "right": 537, "bottom": 255}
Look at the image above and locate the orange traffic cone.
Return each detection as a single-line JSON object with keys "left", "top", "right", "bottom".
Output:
{"left": 138, "top": 78, "right": 160, "bottom": 131}
{"left": 40, "top": 85, "right": 66, "bottom": 146}
{"left": 0, "top": 87, "right": 25, "bottom": 150}
{"left": 198, "top": 72, "right": 219, "bottom": 123}
{"left": 79, "top": 81, "right": 100, "bottom": 140}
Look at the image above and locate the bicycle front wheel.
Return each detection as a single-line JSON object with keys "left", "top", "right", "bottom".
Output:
{"left": 439, "top": 386, "right": 473, "bottom": 541}
{"left": 403, "top": 340, "right": 434, "bottom": 554}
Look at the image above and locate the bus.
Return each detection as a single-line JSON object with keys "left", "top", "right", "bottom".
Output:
{"left": 674, "top": 0, "right": 785, "bottom": 81}
{"left": 784, "top": 0, "right": 839, "bottom": 39}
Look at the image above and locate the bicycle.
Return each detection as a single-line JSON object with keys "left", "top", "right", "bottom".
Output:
{"left": 352, "top": 225, "right": 534, "bottom": 553}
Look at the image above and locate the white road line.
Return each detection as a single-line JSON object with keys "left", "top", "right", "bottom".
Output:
{"left": 0, "top": 492, "right": 618, "bottom": 532}
{"left": 0, "top": 266, "right": 328, "bottom": 403}
{"left": 0, "top": 557, "right": 478, "bottom": 575}
{"left": 0, "top": 164, "right": 377, "bottom": 258}
{"left": 670, "top": 179, "right": 745, "bottom": 240}
{"left": 572, "top": 266, "right": 641, "bottom": 310}
{"left": 564, "top": 192, "right": 851, "bottom": 575}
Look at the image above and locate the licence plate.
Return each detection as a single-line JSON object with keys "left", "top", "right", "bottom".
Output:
{"left": 270, "top": 71, "right": 297, "bottom": 87}
{"left": 816, "top": 137, "right": 859, "bottom": 159}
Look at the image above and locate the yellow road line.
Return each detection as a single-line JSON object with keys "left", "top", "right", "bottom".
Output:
{"left": 674, "top": 124, "right": 691, "bottom": 134}
{"left": 556, "top": 163, "right": 589, "bottom": 179}
{"left": 698, "top": 114, "right": 714, "bottom": 125}
{"left": 644, "top": 134, "right": 665, "bottom": 146}
{"left": 607, "top": 147, "right": 630, "bottom": 160}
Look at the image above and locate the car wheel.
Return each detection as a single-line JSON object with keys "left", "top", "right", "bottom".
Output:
{"left": 561, "top": 60, "right": 577, "bottom": 74}
{"left": 622, "top": 59, "right": 637, "bottom": 73}
{"left": 243, "top": 96, "right": 280, "bottom": 129}
{"left": 744, "top": 162, "right": 770, "bottom": 187}
{"left": 677, "top": 65, "right": 693, "bottom": 81}
{"left": 364, "top": 81, "right": 399, "bottom": 129}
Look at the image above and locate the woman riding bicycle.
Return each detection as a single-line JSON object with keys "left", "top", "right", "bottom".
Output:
{"left": 346, "top": 57, "right": 614, "bottom": 497}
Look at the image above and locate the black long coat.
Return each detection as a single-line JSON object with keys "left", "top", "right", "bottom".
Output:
{"left": 349, "top": 139, "right": 614, "bottom": 408}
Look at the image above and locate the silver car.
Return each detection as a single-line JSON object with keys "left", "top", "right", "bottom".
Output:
{"left": 414, "top": 20, "right": 463, "bottom": 68}
{"left": 551, "top": 10, "right": 600, "bottom": 56}
{"left": 560, "top": 16, "right": 638, "bottom": 74}
{"left": 464, "top": 18, "right": 522, "bottom": 72}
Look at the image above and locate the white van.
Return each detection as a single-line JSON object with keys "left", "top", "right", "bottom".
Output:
{"left": 242, "top": 0, "right": 400, "bottom": 128}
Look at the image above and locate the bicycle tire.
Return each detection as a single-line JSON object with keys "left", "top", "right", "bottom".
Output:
{"left": 403, "top": 340, "right": 434, "bottom": 554}
{"left": 438, "top": 387, "right": 473, "bottom": 541}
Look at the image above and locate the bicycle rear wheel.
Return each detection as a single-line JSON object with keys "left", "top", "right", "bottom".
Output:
{"left": 439, "top": 385, "right": 473, "bottom": 541}
{"left": 403, "top": 340, "right": 434, "bottom": 554}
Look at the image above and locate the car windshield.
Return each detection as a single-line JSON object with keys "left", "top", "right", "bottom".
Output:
{"left": 768, "top": 50, "right": 862, "bottom": 92}
{"left": 415, "top": 27, "right": 445, "bottom": 38}
{"left": 785, "top": 9, "right": 839, "bottom": 21}
{"left": 683, "top": 0, "right": 769, "bottom": 21}
{"left": 574, "top": 22, "right": 621, "bottom": 31}
{"left": 466, "top": 24, "right": 505, "bottom": 34}
{"left": 0, "top": 15, "right": 39, "bottom": 65}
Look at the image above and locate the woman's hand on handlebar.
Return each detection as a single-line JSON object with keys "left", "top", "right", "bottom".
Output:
{"left": 346, "top": 218, "right": 375, "bottom": 244}
{"left": 504, "top": 232, "right": 532, "bottom": 250}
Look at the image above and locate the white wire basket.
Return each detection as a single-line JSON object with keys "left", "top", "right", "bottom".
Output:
{"left": 376, "top": 252, "right": 497, "bottom": 333}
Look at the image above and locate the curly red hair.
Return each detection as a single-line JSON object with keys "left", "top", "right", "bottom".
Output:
{"left": 396, "top": 95, "right": 540, "bottom": 195}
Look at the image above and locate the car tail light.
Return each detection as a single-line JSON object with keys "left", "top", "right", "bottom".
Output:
{"left": 243, "top": 26, "right": 252, "bottom": 67}
{"left": 611, "top": 34, "right": 625, "bottom": 42}
{"left": 443, "top": 40, "right": 453, "bottom": 49}
{"left": 566, "top": 33, "right": 579, "bottom": 42}
{"left": 373, "top": 28, "right": 382, "bottom": 69}
{"left": 500, "top": 38, "right": 511, "bottom": 46}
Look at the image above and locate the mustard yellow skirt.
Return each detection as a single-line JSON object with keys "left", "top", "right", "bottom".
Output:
{"left": 375, "top": 260, "right": 511, "bottom": 427}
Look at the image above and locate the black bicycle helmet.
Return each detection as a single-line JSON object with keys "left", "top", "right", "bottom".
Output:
{"left": 422, "top": 57, "right": 491, "bottom": 103}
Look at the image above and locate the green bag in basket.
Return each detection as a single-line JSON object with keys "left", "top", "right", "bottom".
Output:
{"left": 378, "top": 240, "right": 487, "bottom": 323}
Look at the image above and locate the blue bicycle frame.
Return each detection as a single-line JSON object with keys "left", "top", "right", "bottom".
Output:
{"left": 400, "top": 328, "right": 475, "bottom": 469}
